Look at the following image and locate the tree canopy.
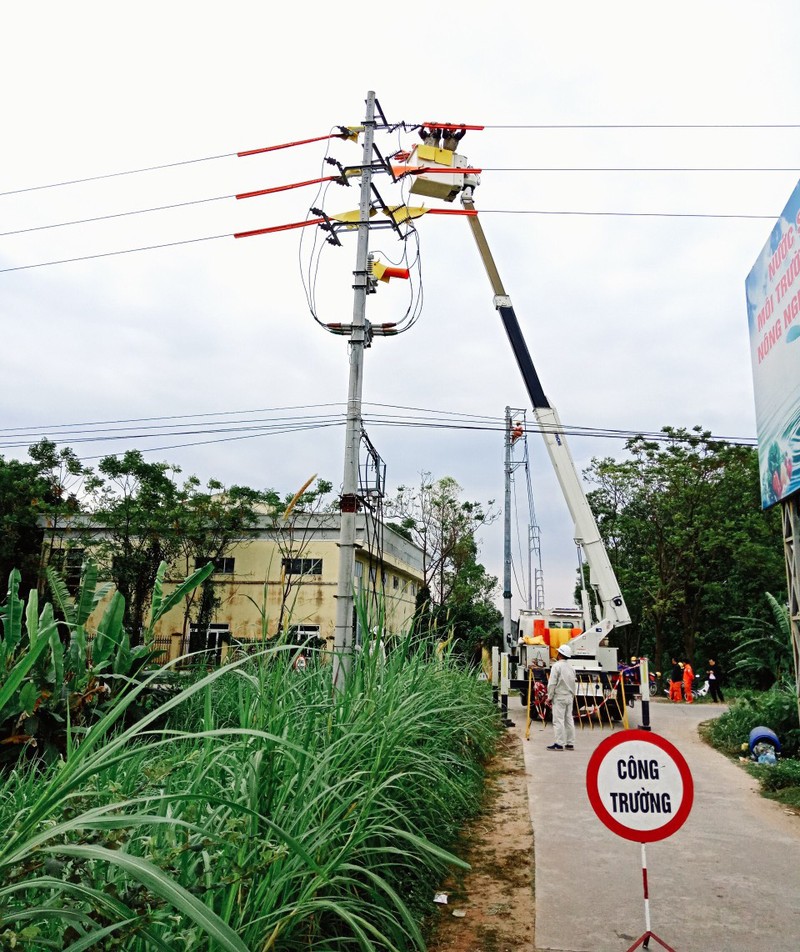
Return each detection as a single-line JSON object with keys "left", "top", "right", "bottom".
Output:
{"left": 386, "top": 473, "right": 501, "bottom": 656}
{"left": 584, "top": 426, "right": 785, "bottom": 673}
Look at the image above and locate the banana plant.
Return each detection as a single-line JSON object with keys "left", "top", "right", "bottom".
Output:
{"left": 0, "top": 560, "right": 214, "bottom": 765}
{"left": 0, "top": 571, "right": 60, "bottom": 724}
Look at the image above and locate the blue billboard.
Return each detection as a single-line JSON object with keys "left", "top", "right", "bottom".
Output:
{"left": 745, "top": 179, "right": 800, "bottom": 509}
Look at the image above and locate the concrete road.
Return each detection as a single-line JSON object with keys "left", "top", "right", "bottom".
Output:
{"left": 510, "top": 698, "right": 800, "bottom": 952}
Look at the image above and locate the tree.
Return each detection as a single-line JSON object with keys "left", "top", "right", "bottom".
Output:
{"left": 728, "top": 592, "right": 793, "bottom": 689}
{"left": 171, "top": 477, "right": 277, "bottom": 652}
{"left": 84, "top": 452, "right": 274, "bottom": 649}
{"left": 386, "top": 474, "right": 501, "bottom": 654}
{"left": 29, "top": 439, "right": 88, "bottom": 596}
{"left": 265, "top": 477, "right": 334, "bottom": 637}
{"left": 584, "top": 427, "right": 785, "bottom": 671}
{"left": 83, "top": 452, "right": 183, "bottom": 641}
{"left": 0, "top": 441, "right": 86, "bottom": 600}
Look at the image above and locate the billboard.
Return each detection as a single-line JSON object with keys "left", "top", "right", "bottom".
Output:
{"left": 745, "top": 178, "right": 800, "bottom": 509}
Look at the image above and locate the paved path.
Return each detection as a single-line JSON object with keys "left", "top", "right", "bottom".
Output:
{"left": 509, "top": 698, "right": 800, "bottom": 952}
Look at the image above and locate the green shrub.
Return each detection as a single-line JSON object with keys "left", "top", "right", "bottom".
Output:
{"left": 706, "top": 684, "right": 800, "bottom": 758}
{"left": 750, "top": 757, "right": 800, "bottom": 792}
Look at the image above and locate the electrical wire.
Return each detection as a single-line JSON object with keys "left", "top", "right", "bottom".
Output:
{"left": 477, "top": 209, "right": 775, "bottom": 220}
{"left": 0, "top": 233, "right": 232, "bottom": 272}
{"left": 0, "top": 401, "right": 759, "bottom": 459}
{"left": 1, "top": 167, "right": 792, "bottom": 241}
{"left": 0, "top": 152, "right": 238, "bottom": 198}
{"left": 0, "top": 194, "right": 235, "bottom": 238}
{"left": 3, "top": 120, "right": 799, "bottom": 197}
{"left": 483, "top": 167, "right": 800, "bottom": 172}
{"left": 481, "top": 123, "right": 800, "bottom": 129}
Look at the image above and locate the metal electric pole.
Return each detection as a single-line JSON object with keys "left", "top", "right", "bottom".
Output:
{"left": 332, "top": 91, "right": 377, "bottom": 691}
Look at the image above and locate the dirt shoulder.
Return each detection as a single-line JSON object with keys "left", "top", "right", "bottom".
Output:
{"left": 426, "top": 730, "right": 535, "bottom": 952}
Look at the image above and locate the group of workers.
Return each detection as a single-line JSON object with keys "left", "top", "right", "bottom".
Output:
{"left": 669, "top": 657, "right": 695, "bottom": 703}
{"left": 669, "top": 656, "right": 725, "bottom": 704}
{"left": 545, "top": 648, "right": 726, "bottom": 751}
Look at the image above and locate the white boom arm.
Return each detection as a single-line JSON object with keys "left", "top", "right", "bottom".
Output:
{"left": 461, "top": 192, "right": 631, "bottom": 640}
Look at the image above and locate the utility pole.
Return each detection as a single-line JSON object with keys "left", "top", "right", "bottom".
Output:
{"left": 500, "top": 407, "right": 514, "bottom": 726}
{"left": 332, "top": 91, "right": 377, "bottom": 691}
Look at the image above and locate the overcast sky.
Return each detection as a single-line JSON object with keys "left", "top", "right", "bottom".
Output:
{"left": 3, "top": 1, "right": 800, "bottom": 608}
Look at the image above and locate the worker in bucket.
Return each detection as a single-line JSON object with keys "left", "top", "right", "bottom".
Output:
{"left": 546, "top": 644, "right": 577, "bottom": 751}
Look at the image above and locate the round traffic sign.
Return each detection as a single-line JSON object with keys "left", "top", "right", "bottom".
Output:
{"left": 586, "top": 730, "right": 693, "bottom": 843}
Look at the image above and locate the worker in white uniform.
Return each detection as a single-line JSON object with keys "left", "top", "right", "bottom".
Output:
{"left": 546, "top": 643, "right": 577, "bottom": 750}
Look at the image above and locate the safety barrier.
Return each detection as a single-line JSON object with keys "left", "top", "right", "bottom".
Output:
{"left": 525, "top": 669, "right": 629, "bottom": 739}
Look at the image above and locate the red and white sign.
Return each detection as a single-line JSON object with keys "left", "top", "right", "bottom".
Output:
{"left": 586, "top": 730, "right": 693, "bottom": 843}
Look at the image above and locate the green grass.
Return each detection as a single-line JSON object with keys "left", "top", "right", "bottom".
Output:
{"left": 0, "top": 637, "right": 501, "bottom": 950}
{"left": 702, "top": 683, "right": 800, "bottom": 812}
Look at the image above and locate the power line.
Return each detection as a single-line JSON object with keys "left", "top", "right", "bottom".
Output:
{"left": 2, "top": 169, "right": 792, "bottom": 240}
{"left": 0, "top": 233, "right": 232, "bottom": 272}
{"left": 0, "top": 194, "right": 235, "bottom": 238}
{"left": 478, "top": 209, "right": 775, "bottom": 220}
{"left": 485, "top": 167, "right": 800, "bottom": 172}
{"left": 0, "top": 204, "right": 779, "bottom": 273}
{"left": 482, "top": 123, "right": 800, "bottom": 129}
{"left": 0, "top": 402, "right": 347, "bottom": 433}
{"left": 4, "top": 122, "right": 799, "bottom": 199}
{"left": 0, "top": 152, "right": 238, "bottom": 198}
{"left": 0, "top": 402, "right": 757, "bottom": 455}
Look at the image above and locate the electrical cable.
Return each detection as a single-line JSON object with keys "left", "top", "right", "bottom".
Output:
{"left": 0, "top": 152, "right": 238, "bottom": 198}
{"left": 0, "top": 194, "right": 235, "bottom": 238}
{"left": 0, "top": 410, "right": 758, "bottom": 461}
{"left": 476, "top": 209, "right": 775, "bottom": 220}
{"left": 0, "top": 203, "right": 779, "bottom": 273}
{"left": 0, "top": 400, "right": 757, "bottom": 447}
{"left": 0, "top": 233, "right": 232, "bottom": 273}
{"left": 4, "top": 120, "right": 798, "bottom": 197}
{"left": 481, "top": 167, "right": 800, "bottom": 172}
{"left": 481, "top": 123, "right": 800, "bottom": 129}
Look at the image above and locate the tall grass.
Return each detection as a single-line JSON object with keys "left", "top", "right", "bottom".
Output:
{"left": 0, "top": 634, "right": 500, "bottom": 949}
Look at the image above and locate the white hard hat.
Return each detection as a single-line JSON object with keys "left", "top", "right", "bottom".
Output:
{"left": 557, "top": 644, "right": 572, "bottom": 658}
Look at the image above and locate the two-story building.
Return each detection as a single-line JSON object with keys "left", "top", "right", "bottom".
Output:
{"left": 45, "top": 509, "right": 424, "bottom": 662}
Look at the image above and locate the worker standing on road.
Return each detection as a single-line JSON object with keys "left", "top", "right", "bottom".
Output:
{"left": 669, "top": 658, "right": 683, "bottom": 702}
{"left": 546, "top": 644, "right": 577, "bottom": 751}
{"left": 683, "top": 657, "right": 695, "bottom": 703}
{"left": 707, "top": 658, "right": 725, "bottom": 702}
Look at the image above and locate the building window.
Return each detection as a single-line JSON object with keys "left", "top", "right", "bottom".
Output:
{"left": 354, "top": 561, "right": 363, "bottom": 578}
{"left": 288, "top": 624, "right": 321, "bottom": 642}
{"left": 282, "top": 557, "right": 322, "bottom": 576}
{"left": 195, "top": 557, "right": 235, "bottom": 574}
{"left": 50, "top": 547, "right": 85, "bottom": 595}
{"left": 392, "top": 575, "right": 399, "bottom": 590}
{"left": 287, "top": 623, "right": 324, "bottom": 650}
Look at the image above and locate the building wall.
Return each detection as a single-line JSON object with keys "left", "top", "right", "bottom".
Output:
{"left": 44, "top": 512, "right": 423, "bottom": 659}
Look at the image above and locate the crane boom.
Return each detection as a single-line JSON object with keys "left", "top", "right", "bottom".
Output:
{"left": 461, "top": 192, "right": 631, "bottom": 635}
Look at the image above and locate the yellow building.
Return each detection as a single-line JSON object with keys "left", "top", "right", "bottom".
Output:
{"left": 47, "top": 511, "right": 424, "bottom": 661}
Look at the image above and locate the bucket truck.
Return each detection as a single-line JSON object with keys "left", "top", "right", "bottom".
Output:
{"left": 406, "top": 137, "right": 633, "bottom": 717}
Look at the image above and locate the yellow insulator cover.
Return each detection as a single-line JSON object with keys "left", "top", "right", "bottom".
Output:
{"left": 382, "top": 205, "right": 430, "bottom": 225}
{"left": 417, "top": 144, "right": 454, "bottom": 167}
{"left": 331, "top": 208, "right": 377, "bottom": 228}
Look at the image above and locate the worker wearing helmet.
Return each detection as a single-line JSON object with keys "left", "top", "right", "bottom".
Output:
{"left": 546, "top": 644, "right": 577, "bottom": 751}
